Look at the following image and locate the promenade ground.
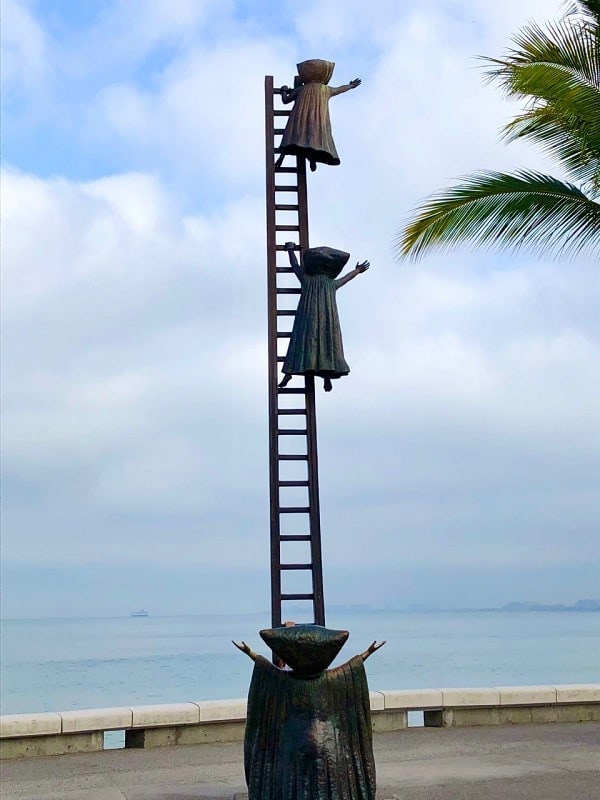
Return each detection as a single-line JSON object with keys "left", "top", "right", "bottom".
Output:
{"left": 1, "top": 722, "right": 598, "bottom": 800}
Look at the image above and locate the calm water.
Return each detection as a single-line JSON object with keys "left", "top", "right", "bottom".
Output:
{"left": 1, "top": 611, "right": 599, "bottom": 715}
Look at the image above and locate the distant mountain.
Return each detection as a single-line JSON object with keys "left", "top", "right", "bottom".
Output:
{"left": 501, "top": 599, "right": 600, "bottom": 612}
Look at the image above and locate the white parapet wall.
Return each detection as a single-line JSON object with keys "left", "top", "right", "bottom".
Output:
{"left": 1, "top": 684, "right": 599, "bottom": 759}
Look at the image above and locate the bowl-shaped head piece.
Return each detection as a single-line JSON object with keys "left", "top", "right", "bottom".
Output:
{"left": 297, "top": 59, "right": 335, "bottom": 85}
{"left": 260, "top": 624, "right": 349, "bottom": 675}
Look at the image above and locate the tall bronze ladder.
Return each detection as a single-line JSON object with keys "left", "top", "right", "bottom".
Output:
{"left": 265, "top": 75, "right": 325, "bottom": 629}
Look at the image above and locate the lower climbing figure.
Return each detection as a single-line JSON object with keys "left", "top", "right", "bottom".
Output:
{"left": 279, "top": 242, "right": 369, "bottom": 392}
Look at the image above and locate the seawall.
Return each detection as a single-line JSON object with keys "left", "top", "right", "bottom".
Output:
{"left": 2, "top": 683, "right": 599, "bottom": 759}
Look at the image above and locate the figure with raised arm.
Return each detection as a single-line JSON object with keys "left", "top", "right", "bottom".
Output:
{"left": 234, "top": 625, "right": 385, "bottom": 800}
{"left": 276, "top": 59, "right": 361, "bottom": 172}
{"left": 279, "top": 242, "right": 369, "bottom": 392}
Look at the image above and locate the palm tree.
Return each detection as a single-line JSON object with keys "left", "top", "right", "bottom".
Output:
{"left": 397, "top": 0, "right": 600, "bottom": 261}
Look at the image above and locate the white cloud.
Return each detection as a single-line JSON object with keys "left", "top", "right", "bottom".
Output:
{"left": 1, "top": 0, "right": 48, "bottom": 92}
{"left": 1, "top": 0, "right": 598, "bottom": 610}
{"left": 2, "top": 166, "right": 598, "bottom": 576}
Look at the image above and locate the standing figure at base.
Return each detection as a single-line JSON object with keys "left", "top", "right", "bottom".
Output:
{"left": 234, "top": 625, "right": 385, "bottom": 800}
{"left": 279, "top": 242, "right": 369, "bottom": 392}
{"left": 276, "top": 59, "right": 361, "bottom": 172}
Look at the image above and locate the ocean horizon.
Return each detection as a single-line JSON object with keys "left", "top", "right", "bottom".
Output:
{"left": 1, "top": 609, "right": 598, "bottom": 718}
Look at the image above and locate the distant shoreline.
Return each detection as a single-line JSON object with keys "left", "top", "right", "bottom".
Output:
{"left": 1, "top": 601, "right": 599, "bottom": 622}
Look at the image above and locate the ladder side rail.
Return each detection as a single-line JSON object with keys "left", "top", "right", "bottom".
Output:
{"left": 265, "top": 76, "right": 283, "bottom": 629}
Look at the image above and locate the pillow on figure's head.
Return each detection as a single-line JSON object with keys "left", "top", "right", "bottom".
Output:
{"left": 297, "top": 59, "right": 335, "bottom": 85}
{"left": 303, "top": 246, "right": 350, "bottom": 279}
{"left": 260, "top": 624, "right": 349, "bottom": 675}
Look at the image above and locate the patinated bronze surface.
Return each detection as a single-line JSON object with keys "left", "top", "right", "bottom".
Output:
{"left": 279, "top": 242, "right": 370, "bottom": 392}
{"left": 276, "top": 59, "right": 361, "bottom": 171}
{"left": 234, "top": 626, "right": 385, "bottom": 800}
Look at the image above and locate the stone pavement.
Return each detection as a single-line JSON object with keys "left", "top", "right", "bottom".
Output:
{"left": 1, "top": 723, "right": 598, "bottom": 800}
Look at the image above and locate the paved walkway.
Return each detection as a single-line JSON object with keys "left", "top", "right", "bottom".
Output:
{"left": 1, "top": 723, "right": 598, "bottom": 800}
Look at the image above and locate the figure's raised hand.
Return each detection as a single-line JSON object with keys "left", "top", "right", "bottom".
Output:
{"left": 359, "top": 640, "right": 386, "bottom": 661}
{"left": 232, "top": 640, "right": 257, "bottom": 660}
{"left": 349, "top": 78, "right": 361, "bottom": 89}
{"left": 284, "top": 241, "right": 297, "bottom": 251}
{"left": 356, "top": 260, "right": 370, "bottom": 273}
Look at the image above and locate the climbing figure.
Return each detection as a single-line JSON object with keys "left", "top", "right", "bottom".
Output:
{"left": 275, "top": 59, "right": 361, "bottom": 172}
{"left": 279, "top": 242, "right": 369, "bottom": 392}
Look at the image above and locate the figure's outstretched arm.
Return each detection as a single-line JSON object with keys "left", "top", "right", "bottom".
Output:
{"left": 284, "top": 241, "right": 304, "bottom": 281}
{"left": 330, "top": 78, "right": 361, "bottom": 97}
{"left": 359, "top": 640, "right": 386, "bottom": 661}
{"left": 232, "top": 640, "right": 258, "bottom": 661}
{"left": 335, "top": 259, "right": 369, "bottom": 289}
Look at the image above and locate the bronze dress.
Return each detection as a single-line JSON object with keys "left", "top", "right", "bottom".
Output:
{"left": 244, "top": 655, "right": 376, "bottom": 800}
{"left": 280, "top": 59, "right": 340, "bottom": 166}
{"left": 282, "top": 246, "right": 351, "bottom": 383}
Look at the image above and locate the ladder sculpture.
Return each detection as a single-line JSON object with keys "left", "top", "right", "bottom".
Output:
{"left": 264, "top": 76, "right": 325, "bottom": 628}
{"left": 234, "top": 64, "right": 383, "bottom": 800}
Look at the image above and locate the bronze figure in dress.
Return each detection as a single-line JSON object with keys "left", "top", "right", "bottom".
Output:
{"left": 279, "top": 242, "right": 370, "bottom": 392}
{"left": 276, "top": 59, "right": 361, "bottom": 172}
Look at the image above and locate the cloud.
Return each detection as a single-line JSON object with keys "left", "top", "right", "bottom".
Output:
{"left": 1, "top": 0, "right": 48, "bottom": 93}
{"left": 2, "top": 166, "right": 597, "bottom": 579}
{"left": 1, "top": 0, "right": 598, "bottom": 614}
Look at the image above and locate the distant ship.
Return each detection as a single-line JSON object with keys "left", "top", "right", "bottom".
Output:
{"left": 130, "top": 609, "right": 149, "bottom": 617}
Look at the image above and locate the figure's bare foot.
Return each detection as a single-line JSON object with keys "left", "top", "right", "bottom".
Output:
{"left": 279, "top": 374, "right": 292, "bottom": 389}
{"left": 309, "top": 160, "right": 317, "bottom": 172}
{"left": 324, "top": 377, "right": 332, "bottom": 392}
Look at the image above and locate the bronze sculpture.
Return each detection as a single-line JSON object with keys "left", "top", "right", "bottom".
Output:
{"left": 279, "top": 242, "right": 370, "bottom": 392}
{"left": 234, "top": 625, "right": 385, "bottom": 800}
{"left": 276, "top": 59, "right": 361, "bottom": 171}
{"left": 253, "top": 63, "right": 382, "bottom": 800}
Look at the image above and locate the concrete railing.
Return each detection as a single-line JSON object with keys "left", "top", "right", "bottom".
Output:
{"left": 1, "top": 684, "right": 599, "bottom": 759}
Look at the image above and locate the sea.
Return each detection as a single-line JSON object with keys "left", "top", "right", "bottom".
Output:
{"left": 2, "top": 610, "right": 599, "bottom": 720}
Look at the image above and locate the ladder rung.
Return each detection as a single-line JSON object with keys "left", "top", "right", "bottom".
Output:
{"left": 278, "top": 388, "right": 306, "bottom": 394}
{"left": 275, "top": 166, "right": 297, "bottom": 173}
{"left": 274, "top": 185, "right": 299, "bottom": 192}
{"left": 274, "top": 110, "right": 291, "bottom": 116}
{"left": 281, "top": 563, "right": 313, "bottom": 570}
{"left": 276, "top": 356, "right": 285, "bottom": 362}
{"left": 276, "top": 267, "right": 294, "bottom": 273}
{"left": 274, "top": 128, "right": 286, "bottom": 135}
{"left": 281, "top": 593, "right": 314, "bottom": 601}
{"left": 277, "top": 408, "right": 306, "bottom": 415}
{"left": 276, "top": 287, "right": 301, "bottom": 294}
{"left": 275, "top": 204, "right": 299, "bottom": 211}
{"left": 278, "top": 429, "right": 307, "bottom": 435}
{"left": 275, "top": 225, "right": 300, "bottom": 231}
{"left": 280, "top": 506, "right": 310, "bottom": 513}
{"left": 277, "top": 310, "right": 297, "bottom": 316}
{"left": 280, "top": 534, "right": 311, "bottom": 541}
{"left": 279, "top": 480, "right": 309, "bottom": 487}
{"left": 277, "top": 332, "right": 291, "bottom": 338}
{"left": 279, "top": 454, "right": 308, "bottom": 461}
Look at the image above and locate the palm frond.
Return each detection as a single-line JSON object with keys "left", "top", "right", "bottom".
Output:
{"left": 564, "top": 0, "right": 600, "bottom": 27}
{"left": 484, "top": 19, "right": 600, "bottom": 94}
{"left": 499, "top": 61, "right": 600, "bottom": 118}
{"left": 504, "top": 107, "right": 600, "bottom": 192}
{"left": 397, "top": 170, "right": 600, "bottom": 261}
{"left": 482, "top": 10, "right": 600, "bottom": 190}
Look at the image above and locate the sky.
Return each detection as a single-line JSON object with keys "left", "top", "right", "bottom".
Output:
{"left": 1, "top": 0, "right": 599, "bottom": 618}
